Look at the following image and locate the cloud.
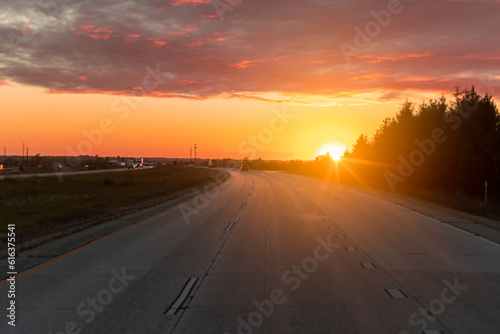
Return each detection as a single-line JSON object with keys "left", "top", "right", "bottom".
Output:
{"left": 171, "top": 0, "right": 213, "bottom": 6}
{"left": 0, "top": 0, "right": 499, "bottom": 103}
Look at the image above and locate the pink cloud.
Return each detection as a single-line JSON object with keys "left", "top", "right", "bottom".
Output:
{"left": 125, "top": 33, "right": 141, "bottom": 43}
{"left": 167, "top": 24, "right": 197, "bottom": 37}
{"left": 171, "top": 0, "right": 213, "bottom": 6}
{"left": 187, "top": 35, "right": 232, "bottom": 47}
{"left": 1, "top": 0, "right": 499, "bottom": 103}
{"left": 355, "top": 53, "right": 433, "bottom": 64}
{"left": 152, "top": 40, "right": 167, "bottom": 47}
{"left": 70, "top": 24, "right": 113, "bottom": 40}
{"left": 230, "top": 60, "right": 266, "bottom": 69}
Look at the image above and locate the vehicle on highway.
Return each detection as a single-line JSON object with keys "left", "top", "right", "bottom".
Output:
{"left": 128, "top": 163, "right": 135, "bottom": 169}
{"left": 208, "top": 159, "right": 218, "bottom": 168}
{"left": 240, "top": 164, "right": 249, "bottom": 171}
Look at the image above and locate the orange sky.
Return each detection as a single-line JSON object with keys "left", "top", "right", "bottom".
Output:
{"left": 1, "top": 0, "right": 499, "bottom": 160}
{"left": 1, "top": 85, "right": 400, "bottom": 160}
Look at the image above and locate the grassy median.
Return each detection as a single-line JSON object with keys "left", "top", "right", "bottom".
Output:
{"left": 0, "top": 166, "right": 223, "bottom": 243}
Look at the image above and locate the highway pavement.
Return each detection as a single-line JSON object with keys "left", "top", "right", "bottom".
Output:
{"left": 1, "top": 169, "right": 499, "bottom": 333}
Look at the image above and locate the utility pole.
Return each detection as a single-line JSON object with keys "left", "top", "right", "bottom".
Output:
{"left": 194, "top": 144, "right": 197, "bottom": 162}
{"left": 190, "top": 146, "right": 192, "bottom": 162}
{"left": 3, "top": 146, "right": 5, "bottom": 162}
{"left": 22, "top": 142, "right": 25, "bottom": 164}
{"left": 26, "top": 147, "right": 29, "bottom": 162}
{"left": 485, "top": 181, "right": 488, "bottom": 207}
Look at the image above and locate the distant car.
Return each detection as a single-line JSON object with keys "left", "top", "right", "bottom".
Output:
{"left": 240, "top": 164, "right": 249, "bottom": 171}
{"left": 128, "top": 163, "right": 135, "bottom": 169}
{"left": 135, "top": 163, "right": 142, "bottom": 168}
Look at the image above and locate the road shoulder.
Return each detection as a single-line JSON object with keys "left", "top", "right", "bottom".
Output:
{"left": 349, "top": 184, "right": 500, "bottom": 245}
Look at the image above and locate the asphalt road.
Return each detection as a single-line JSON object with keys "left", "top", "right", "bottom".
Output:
{"left": 2, "top": 170, "right": 499, "bottom": 333}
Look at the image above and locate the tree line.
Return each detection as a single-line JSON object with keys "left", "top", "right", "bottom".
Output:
{"left": 289, "top": 87, "right": 500, "bottom": 201}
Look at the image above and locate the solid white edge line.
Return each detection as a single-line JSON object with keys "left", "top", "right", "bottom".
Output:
{"left": 477, "top": 235, "right": 500, "bottom": 247}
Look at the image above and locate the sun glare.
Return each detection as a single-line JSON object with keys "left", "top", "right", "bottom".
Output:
{"left": 316, "top": 143, "right": 346, "bottom": 161}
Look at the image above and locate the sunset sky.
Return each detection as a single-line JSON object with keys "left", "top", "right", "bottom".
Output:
{"left": 1, "top": 0, "right": 499, "bottom": 160}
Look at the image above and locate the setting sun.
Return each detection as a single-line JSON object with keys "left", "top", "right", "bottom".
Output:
{"left": 316, "top": 143, "right": 346, "bottom": 161}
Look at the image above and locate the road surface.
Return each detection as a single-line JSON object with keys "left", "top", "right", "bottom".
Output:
{"left": 2, "top": 170, "right": 499, "bottom": 333}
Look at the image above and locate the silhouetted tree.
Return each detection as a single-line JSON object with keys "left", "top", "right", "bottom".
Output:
{"left": 290, "top": 87, "right": 500, "bottom": 199}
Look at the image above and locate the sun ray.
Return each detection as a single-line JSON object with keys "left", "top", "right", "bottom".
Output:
{"left": 316, "top": 143, "right": 346, "bottom": 161}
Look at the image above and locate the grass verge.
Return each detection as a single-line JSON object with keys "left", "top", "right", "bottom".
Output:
{"left": 395, "top": 184, "right": 500, "bottom": 221}
{"left": 0, "top": 166, "right": 223, "bottom": 246}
